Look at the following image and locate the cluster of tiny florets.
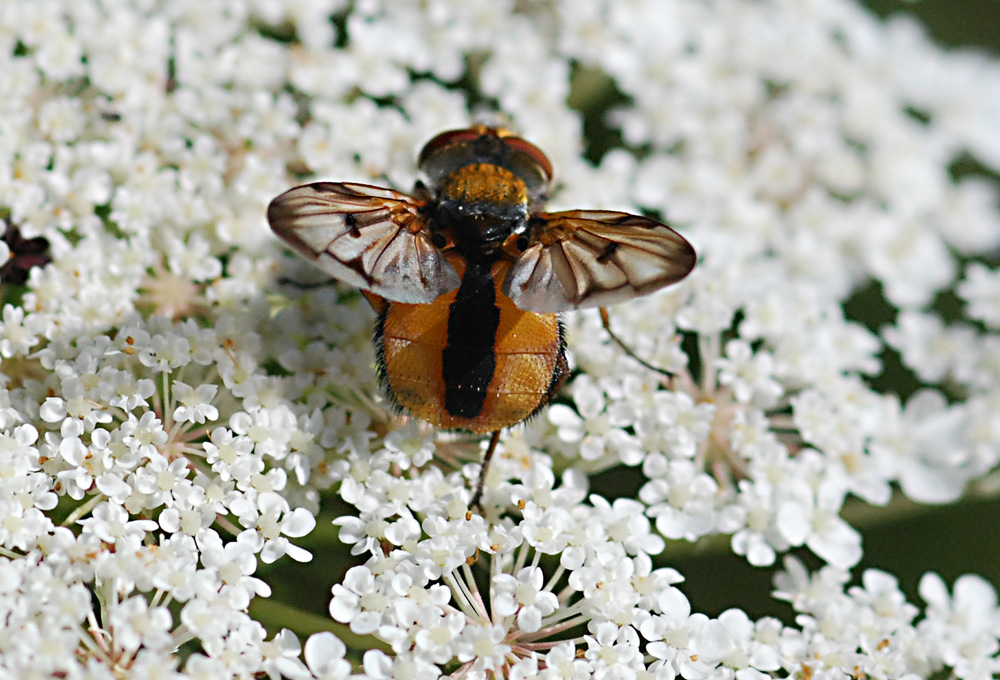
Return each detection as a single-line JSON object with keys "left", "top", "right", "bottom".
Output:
{"left": 2, "top": 0, "right": 1000, "bottom": 678}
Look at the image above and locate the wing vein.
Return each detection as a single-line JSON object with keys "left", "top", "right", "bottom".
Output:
{"left": 267, "top": 182, "right": 459, "bottom": 303}
{"left": 503, "top": 210, "right": 696, "bottom": 312}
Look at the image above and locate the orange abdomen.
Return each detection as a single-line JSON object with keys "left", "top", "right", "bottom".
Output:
{"left": 375, "top": 258, "right": 565, "bottom": 433}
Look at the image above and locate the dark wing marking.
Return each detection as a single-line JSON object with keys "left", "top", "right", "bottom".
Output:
{"left": 503, "top": 210, "right": 696, "bottom": 313}
{"left": 267, "top": 182, "right": 460, "bottom": 304}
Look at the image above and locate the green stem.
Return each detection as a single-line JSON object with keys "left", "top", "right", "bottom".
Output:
{"left": 62, "top": 493, "right": 106, "bottom": 527}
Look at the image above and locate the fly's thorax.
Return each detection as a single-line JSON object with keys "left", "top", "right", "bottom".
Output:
{"left": 437, "top": 163, "right": 529, "bottom": 206}
{"left": 434, "top": 163, "right": 530, "bottom": 257}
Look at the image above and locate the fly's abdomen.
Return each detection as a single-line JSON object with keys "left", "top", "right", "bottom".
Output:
{"left": 376, "top": 259, "right": 565, "bottom": 433}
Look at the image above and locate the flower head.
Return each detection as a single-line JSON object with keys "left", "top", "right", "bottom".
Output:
{"left": 3, "top": 1, "right": 1000, "bottom": 678}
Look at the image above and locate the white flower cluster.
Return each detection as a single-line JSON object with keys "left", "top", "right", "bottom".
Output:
{"left": 2, "top": 0, "right": 1000, "bottom": 678}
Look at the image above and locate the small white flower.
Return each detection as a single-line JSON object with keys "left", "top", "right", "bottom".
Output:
{"left": 234, "top": 491, "right": 315, "bottom": 563}
{"left": 716, "top": 340, "right": 783, "bottom": 408}
{"left": 412, "top": 608, "right": 466, "bottom": 664}
{"left": 591, "top": 495, "right": 665, "bottom": 557}
{"left": 78, "top": 501, "right": 157, "bottom": 546}
{"left": 776, "top": 477, "right": 862, "bottom": 569}
{"left": 329, "top": 565, "right": 385, "bottom": 633}
{"left": 868, "top": 390, "right": 975, "bottom": 504}
{"left": 493, "top": 566, "right": 559, "bottom": 633}
{"left": 37, "top": 96, "right": 85, "bottom": 143}
{"left": 303, "top": 631, "right": 353, "bottom": 680}
{"left": 362, "top": 649, "right": 442, "bottom": 680}
{"left": 454, "top": 623, "right": 511, "bottom": 675}
{"left": 137, "top": 333, "right": 193, "bottom": 373}
{"left": 848, "top": 570, "right": 919, "bottom": 631}
{"left": 646, "top": 390, "right": 715, "bottom": 460}
{"left": 642, "top": 459, "right": 719, "bottom": 541}
{"left": 691, "top": 609, "right": 782, "bottom": 679}
{"left": 202, "top": 426, "right": 259, "bottom": 485}
{"left": 107, "top": 595, "right": 173, "bottom": 653}
{"left": 0, "top": 304, "right": 46, "bottom": 357}
{"left": 107, "top": 374, "right": 156, "bottom": 412}
{"left": 0, "top": 502, "right": 51, "bottom": 551}
{"left": 584, "top": 621, "right": 644, "bottom": 675}
{"left": 958, "top": 263, "right": 1000, "bottom": 330}
{"left": 172, "top": 381, "right": 220, "bottom": 424}
{"left": 540, "top": 641, "right": 593, "bottom": 680}
{"left": 167, "top": 233, "right": 223, "bottom": 283}
{"left": 918, "top": 572, "right": 1000, "bottom": 678}
{"left": 120, "top": 411, "right": 169, "bottom": 462}
{"left": 259, "top": 628, "right": 311, "bottom": 680}
{"left": 865, "top": 215, "right": 956, "bottom": 308}
{"left": 883, "top": 311, "right": 976, "bottom": 384}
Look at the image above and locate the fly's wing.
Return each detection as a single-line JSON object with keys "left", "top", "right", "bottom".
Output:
{"left": 503, "top": 210, "right": 696, "bottom": 313}
{"left": 267, "top": 182, "right": 460, "bottom": 304}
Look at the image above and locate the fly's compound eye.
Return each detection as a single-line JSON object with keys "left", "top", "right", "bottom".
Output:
{"left": 497, "top": 135, "right": 553, "bottom": 189}
{"left": 418, "top": 126, "right": 554, "bottom": 197}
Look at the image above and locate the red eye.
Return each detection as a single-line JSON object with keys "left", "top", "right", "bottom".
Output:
{"left": 417, "top": 127, "right": 488, "bottom": 168}
{"left": 494, "top": 134, "right": 553, "bottom": 185}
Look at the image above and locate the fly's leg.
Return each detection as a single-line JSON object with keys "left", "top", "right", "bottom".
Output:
{"left": 599, "top": 307, "right": 676, "bottom": 381}
{"left": 470, "top": 430, "right": 501, "bottom": 509}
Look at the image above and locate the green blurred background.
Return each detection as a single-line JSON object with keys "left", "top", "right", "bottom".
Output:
{"left": 868, "top": 0, "right": 1000, "bottom": 52}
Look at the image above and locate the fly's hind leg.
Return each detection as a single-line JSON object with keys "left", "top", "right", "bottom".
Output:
{"left": 599, "top": 307, "right": 676, "bottom": 382}
{"left": 470, "top": 430, "right": 502, "bottom": 509}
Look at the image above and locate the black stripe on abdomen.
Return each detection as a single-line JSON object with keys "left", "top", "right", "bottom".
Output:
{"left": 443, "top": 260, "right": 500, "bottom": 420}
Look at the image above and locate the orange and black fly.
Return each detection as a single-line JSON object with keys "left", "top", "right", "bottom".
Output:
{"left": 267, "top": 126, "right": 696, "bottom": 505}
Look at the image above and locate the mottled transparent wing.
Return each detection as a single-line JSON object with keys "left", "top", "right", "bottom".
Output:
{"left": 267, "top": 182, "right": 460, "bottom": 303}
{"left": 503, "top": 210, "right": 696, "bottom": 313}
